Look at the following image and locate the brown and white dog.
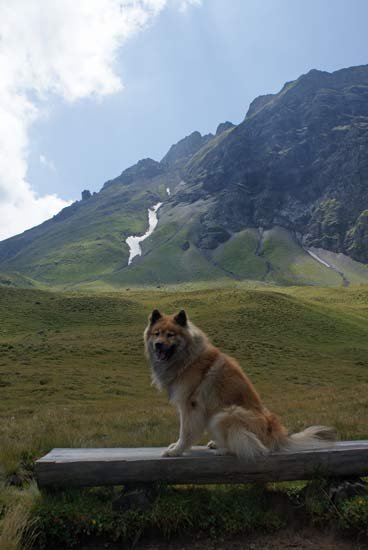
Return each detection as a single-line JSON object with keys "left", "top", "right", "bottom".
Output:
{"left": 144, "top": 309, "right": 336, "bottom": 458}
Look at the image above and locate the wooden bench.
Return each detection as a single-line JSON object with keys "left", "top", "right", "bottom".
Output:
{"left": 35, "top": 441, "right": 368, "bottom": 488}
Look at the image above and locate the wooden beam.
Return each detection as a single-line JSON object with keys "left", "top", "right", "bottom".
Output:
{"left": 35, "top": 441, "right": 368, "bottom": 488}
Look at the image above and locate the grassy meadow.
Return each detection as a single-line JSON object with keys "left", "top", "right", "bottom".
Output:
{"left": 1, "top": 283, "right": 368, "bottom": 546}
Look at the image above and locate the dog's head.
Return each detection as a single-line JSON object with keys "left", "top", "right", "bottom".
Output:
{"left": 144, "top": 309, "right": 188, "bottom": 363}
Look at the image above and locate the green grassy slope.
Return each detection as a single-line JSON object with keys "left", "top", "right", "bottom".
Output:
{"left": 212, "top": 229, "right": 268, "bottom": 279}
{"left": 102, "top": 221, "right": 230, "bottom": 286}
{"left": 1, "top": 284, "right": 368, "bottom": 546}
{"left": 0, "top": 271, "right": 40, "bottom": 289}
{"left": 95, "top": 224, "right": 358, "bottom": 290}
{"left": 306, "top": 247, "right": 368, "bottom": 285}
{"left": 1, "top": 284, "right": 368, "bottom": 474}
{"left": 0, "top": 176, "right": 167, "bottom": 285}
{"left": 261, "top": 227, "right": 343, "bottom": 286}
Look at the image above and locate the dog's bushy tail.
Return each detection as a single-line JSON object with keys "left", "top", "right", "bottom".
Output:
{"left": 281, "top": 425, "right": 337, "bottom": 452}
{"left": 223, "top": 424, "right": 337, "bottom": 458}
{"left": 210, "top": 406, "right": 337, "bottom": 459}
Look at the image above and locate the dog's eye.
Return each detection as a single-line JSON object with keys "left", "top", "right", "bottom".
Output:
{"left": 153, "top": 330, "right": 160, "bottom": 336}
{"left": 167, "top": 332, "right": 176, "bottom": 337}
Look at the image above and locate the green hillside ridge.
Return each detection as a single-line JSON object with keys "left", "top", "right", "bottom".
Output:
{"left": 306, "top": 247, "right": 368, "bottom": 285}
{"left": 0, "top": 172, "right": 164, "bottom": 284}
{"left": 2, "top": 226, "right": 366, "bottom": 291}
{"left": 0, "top": 271, "right": 40, "bottom": 289}
{"left": 261, "top": 227, "right": 343, "bottom": 286}
{"left": 212, "top": 228, "right": 268, "bottom": 280}
{"left": 104, "top": 223, "right": 228, "bottom": 286}
{"left": 95, "top": 224, "right": 363, "bottom": 290}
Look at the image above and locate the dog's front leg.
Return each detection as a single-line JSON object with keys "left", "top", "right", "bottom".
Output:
{"left": 162, "top": 404, "right": 205, "bottom": 457}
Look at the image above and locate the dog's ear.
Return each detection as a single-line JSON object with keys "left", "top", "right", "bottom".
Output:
{"left": 174, "top": 309, "right": 187, "bottom": 327}
{"left": 150, "top": 309, "right": 162, "bottom": 325}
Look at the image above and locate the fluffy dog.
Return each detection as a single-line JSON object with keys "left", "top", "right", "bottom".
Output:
{"left": 144, "top": 309, "right": 336, "bottom": 458}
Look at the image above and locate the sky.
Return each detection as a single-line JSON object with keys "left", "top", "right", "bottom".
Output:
{"left": 1, "top": 0, "right": 368, "bottom": 241}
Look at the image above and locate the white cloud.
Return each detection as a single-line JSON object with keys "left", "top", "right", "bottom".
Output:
{"left": 178, "top": 0, "right": 202, "bottom": 12}
{"left": 0, "top": 0, "right": 183, "bottom": 241}
{"left": 39, "top": 155, "right": 56, "bottom": 173}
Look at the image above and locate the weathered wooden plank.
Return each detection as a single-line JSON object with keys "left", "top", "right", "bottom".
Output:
{"left": 35, "top": 441, "right": 368, "bottom": 488}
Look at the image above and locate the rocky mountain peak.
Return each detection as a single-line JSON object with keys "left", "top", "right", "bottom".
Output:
{"left": 103, "top": 158, "right": 163, "bottom": 189}
{"left": 215, "top": 121, "right": 235, "bottom": 135}
{"left": 161, "top": 130, "right": 214, "bottom": 167}
{"left": 245, "top": 94, "right": 275, "bottom": 118}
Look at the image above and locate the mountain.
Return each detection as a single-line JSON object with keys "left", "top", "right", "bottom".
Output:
{"left": 183, "top": 66, "right": 368, "bottom": 260}
{"left": 1, "top": 65, "right": 368, "bottom": 288}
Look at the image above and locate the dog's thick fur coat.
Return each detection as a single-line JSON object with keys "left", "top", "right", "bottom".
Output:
{"left": 144, "top": 309, "right": 336, "bottom": 458}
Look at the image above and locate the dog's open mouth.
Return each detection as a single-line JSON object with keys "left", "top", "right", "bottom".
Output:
{"left": 155, "top": 347, "right": 175, "bottom": 361}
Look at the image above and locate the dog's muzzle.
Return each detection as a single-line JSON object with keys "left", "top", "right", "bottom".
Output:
{"left": 154, "top": 342, "right": 175, "bottom": 361}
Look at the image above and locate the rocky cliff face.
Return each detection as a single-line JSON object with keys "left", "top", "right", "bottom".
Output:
{"left": 345, "top": 210, "right": 368, "bottom": 262}
{"left": 182, "top": 66, "right": 368, "bottom": 262}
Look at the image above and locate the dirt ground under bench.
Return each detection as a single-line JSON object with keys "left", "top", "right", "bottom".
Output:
{"left": 77, "top": 528, "right": 368, "bottom": 550}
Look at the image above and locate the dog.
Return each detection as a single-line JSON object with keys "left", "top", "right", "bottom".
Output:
{"left": 144, "top": 309, "right": 336, "bottom": 458}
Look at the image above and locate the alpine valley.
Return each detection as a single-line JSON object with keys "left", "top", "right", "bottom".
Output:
{"left": 1, "top": 64, "right": 368, "bottom": 289}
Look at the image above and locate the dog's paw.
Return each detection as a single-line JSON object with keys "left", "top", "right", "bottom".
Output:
{"left": 162, "top": 445, "right": 184, "bottom": 457}
{"left": 207, "top": 440, "right": 217, "bottom": 449}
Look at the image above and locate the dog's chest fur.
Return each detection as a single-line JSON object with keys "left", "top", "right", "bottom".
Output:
{"left": 168, "top": 350, "right": 227, "bottom": 414}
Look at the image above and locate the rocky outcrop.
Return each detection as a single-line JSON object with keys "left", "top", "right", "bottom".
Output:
{"left": 345, "top": 210, "right": 368, "bottom": 262}
{"left": 81, "top": 189, "right": 92, "bottom": 201}
{"left": 304, "top": 199, "right": 347, "bottom": 252}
